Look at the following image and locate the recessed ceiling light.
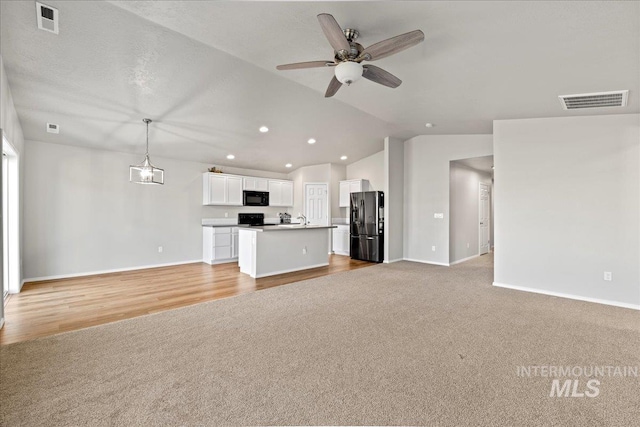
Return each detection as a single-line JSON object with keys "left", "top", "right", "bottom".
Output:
{"left": 340, "top": 155, "right": 348, "bottom": 160}
{"left": 307, "top": 138, "right": 316, "bottom": 144}
{"left": 285, "top": 163, "right": 292, "bottom": 168}
{"left": 226, "top": 154, "right": 235, "bottom": 160}
{"left": 425, "top": 123, "right": 434, "bottom": 128}
{"left": 259, "top": 126, "right": 269, "bottom": 133}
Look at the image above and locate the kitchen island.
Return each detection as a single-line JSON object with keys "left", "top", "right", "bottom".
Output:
{"left": 238, "top": 225, "right": 336, "bottom": 278}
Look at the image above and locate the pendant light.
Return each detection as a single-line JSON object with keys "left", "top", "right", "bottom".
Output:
{"left": 129, "top": 118, "right": 164, "bottom": 185}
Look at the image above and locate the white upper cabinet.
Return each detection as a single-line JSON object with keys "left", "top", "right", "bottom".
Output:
{"left": 203, "top": 173, "right": 243, "bottom": 206}
{"left": 281, "top": 181, "right": 293, "bottom": 207}
{"left": 268, "top": 179, "right": 294, "bottom": 207}
{"left": 204, "top": 173, "right": 293, "bottom": 207}
{"left": 243, "top": 177, "right": 268, "bottom": 192}
{"left": 338, "top": 179, "right": 370, "bottom": 207}
{"left": 227, "top": 176, "right": 243, "bottom": 205}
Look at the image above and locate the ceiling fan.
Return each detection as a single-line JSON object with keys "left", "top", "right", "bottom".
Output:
{"left": 276, "top": 13, "right": 424, "bottom": 97}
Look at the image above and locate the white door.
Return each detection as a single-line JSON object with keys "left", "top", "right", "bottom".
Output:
{"left": 479, "top": 182, "right": 490, "bottom": 255}
{"left": 305, "top": 183, "right": 329, "bottom": 226}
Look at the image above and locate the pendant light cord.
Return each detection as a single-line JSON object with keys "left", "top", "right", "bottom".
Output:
{"left": 143, "top": 118, "right": 152, "bottom": 157}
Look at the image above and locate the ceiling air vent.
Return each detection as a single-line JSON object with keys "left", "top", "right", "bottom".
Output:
{"left": 558, "top": 90, "right": 628, "bottom": 110}
{"left": 46, "top": 123, "right": 59, "bottom": 134}
{"left": 36, "top": 2, "right": 59, "bottom": 34}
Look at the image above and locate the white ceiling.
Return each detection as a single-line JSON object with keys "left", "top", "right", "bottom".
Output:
{"left": 1, "top": 1, "right": 638, "bottom": 172}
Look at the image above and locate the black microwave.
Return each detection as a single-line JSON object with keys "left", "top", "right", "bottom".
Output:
{"left": 243, "top": 190, "right": 269, "bottom": 206}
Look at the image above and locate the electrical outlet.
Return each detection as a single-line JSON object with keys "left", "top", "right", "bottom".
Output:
{"left": 604, "top": 271, "right": 612, "bottom": 281}
{"left": 467, "top": 243, "right": 470, "bottom": 248}
{"left": 158, "top": 246, "right": 163, "bottom": 253}
{"left": 432, "top": 246, "right": 436, "bottom": 252}
{"left": 224, "top": 212, "right": 228, "bottom": 218}
{"left": 302, "top": 246, "right": 307, "bottom": 255}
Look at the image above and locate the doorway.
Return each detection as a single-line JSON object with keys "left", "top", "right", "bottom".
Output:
{"left": 304, "top": 183, "right": 329, "bottom": 226}
{"left": 479, "top": 182, "right": 491, "bottom": 255}
{"left": 2, "top": 133, "right": 20, "bottom": 298}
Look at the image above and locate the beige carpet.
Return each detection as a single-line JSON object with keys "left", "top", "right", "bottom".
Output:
{"left": 1, "top": 255, "right": 639, "bottom": 426}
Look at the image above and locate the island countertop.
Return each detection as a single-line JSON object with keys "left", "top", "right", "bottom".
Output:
{"left": 238, "top": 225, "right": 336, "bottom": 232}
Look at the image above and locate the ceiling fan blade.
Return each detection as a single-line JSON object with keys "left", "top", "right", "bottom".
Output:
{"left": 276, "top": 61, "right": 335, "bottom": 70}
{"left": 361, "top": 30, "right": 425, "bottom": 61}
{"left": 317, "top": 13, "right": 350, "bottom": 53}
{"left": 362, "top": 65, "right": 402, "bottom": 88}
{"left": 325, "top": 76, "right": 343, "bottom": 98}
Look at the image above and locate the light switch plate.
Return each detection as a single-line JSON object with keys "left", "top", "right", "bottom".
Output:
{"left": 434, "top": 213, "right": 444, "bottom": 219}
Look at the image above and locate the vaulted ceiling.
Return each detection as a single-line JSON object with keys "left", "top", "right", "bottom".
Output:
{"left": 1, "top": 1, "right": 638, "bottom": 172}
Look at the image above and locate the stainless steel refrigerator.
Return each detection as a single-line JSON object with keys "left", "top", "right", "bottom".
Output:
{"left": 350, "top": 191, "right": 384, "bottom": 263}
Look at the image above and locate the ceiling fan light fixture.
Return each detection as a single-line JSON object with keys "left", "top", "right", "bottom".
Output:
{"left": 335, "top": 61, "right": 363, "bottom": 85}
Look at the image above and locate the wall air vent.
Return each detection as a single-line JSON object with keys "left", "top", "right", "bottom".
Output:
{"left": 36, "top": 2, "right": 59, "bottom": 34}
{"left": 558, "top": 90, "right": 628, "bottom": 110}
{"left": 46, "top": 123, "right": 59, "bottom": 134}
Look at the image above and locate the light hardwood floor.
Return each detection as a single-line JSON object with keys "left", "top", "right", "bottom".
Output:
{"left": 1, "top": 255, "right": 372, "bottom": 345}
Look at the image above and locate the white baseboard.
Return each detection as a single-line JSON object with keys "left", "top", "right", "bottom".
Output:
{"left": 23, "top": 259, "right": 203, "bottom": 284}
{"left": 254, "top": 263, "right": 329, "bottom": 278}
{"left": 450, "top": 254, "right": 480, "bottom": 266}
{"left": 493, "top": 282, "right": 640, "bottom": 311}
{"left": 203, "top": 257, "right": 238, "bottom": 266}
{"left": 384, "top": 258, "right": 404, "bottom": 264}
{"left": 403, "top": 258, "right": 450, "bottom": 267}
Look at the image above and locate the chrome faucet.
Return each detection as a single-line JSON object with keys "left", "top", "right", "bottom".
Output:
{"left": 297, "top": 215, "right": 307, "bottom": 225}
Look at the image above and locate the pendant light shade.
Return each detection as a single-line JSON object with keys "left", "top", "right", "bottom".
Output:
{"left": 129, "top": 118, "right": 164, "bottom": 185}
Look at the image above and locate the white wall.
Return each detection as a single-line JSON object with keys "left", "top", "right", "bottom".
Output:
{"left": 22, "top": 141, "right": 285, "bottom": 280}
{"left": 330, "top": 163, "right": 346, "bottom": 220}
{"left": 384, "top": 137, "right": 404, "bottom": 262}
{"left": 1, "top": 55, "right": 26, "bottom": 325}
{"left": 404, "top": 135, "right": 493, "bottom": 265}
{"left": 494, "top": 114, "right": 640, "bottom": 308}
{"left": 288, "top": 163, "right": 331, "bottom": 219}
{"left": 449, "top": 162, "right": 491, "bottom": 263}
{"left": 347, "top": 150, "right": 384, "bottom": 191}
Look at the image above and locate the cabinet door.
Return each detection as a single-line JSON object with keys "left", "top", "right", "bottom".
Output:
{"left": 332, "top": 229, "right": 340, "bottom": 253}
{"left": 349, "top": 180, "right": 361, "bottom": 194}
{"left": 255, "top": 179, "right": 269, "bottom": 192}
{"left": 232, "top": 233, "right": 239, "bottom": 258}
{"left": 281, "top": 181, "right": 293, "bottom": 207}
{"left": 339, "top": 181, "right": 350, "bottom": 207}
{"left": 227, "top": 176, "right": 243, "bottom": 206}
{"left": 243, "top": 178, "right": 256, "bottom": 190}
{"left": 208, "top": 174, "right": 227, "bottom": 205}
{"left": 268, "top": 180, "right": 283, "bottom": 206}
{"left": 341, "top": 231, "right": 350, "bottom": 254}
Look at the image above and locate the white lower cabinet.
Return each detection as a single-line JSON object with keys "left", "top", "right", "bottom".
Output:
{"left": 332, "top": 225, "right": 350, "bottom": 256}
{"left": 203, "top": 226, "right": 240, "bottom": 264}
